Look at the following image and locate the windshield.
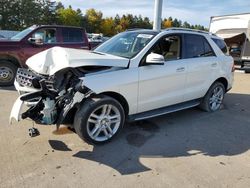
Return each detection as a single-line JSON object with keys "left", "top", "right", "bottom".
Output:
{"left": 95, "top": 31, "right": 156, "bottom": 58}
{"left": 11, "top": 26, "right": 36, "bottom": 41}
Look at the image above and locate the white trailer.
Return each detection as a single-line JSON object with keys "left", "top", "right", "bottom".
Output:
{"left": 210, "top": 13, "right": 250, "bottom": 72}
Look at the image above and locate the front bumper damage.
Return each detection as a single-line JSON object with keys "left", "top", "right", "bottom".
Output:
{"left": 9, "top": 95, "right": 24, "bottom": 123}
{"left": 10, "top": 76, "right": 93, "bottom": 128}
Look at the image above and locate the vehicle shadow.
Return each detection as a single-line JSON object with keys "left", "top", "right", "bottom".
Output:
{"left": 0, "top": 86, "right": 15, "bottom": 91}
{"left": 70, "top": 93, "right": 250, "bottom": 175}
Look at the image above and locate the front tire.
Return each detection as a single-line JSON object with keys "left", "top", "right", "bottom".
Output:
{"left": 0, "top": 61, "right": 18, "bottom": 86}
{"left": 199, "top": 82, "right": 225, "bottom": 112}
{"left": 74, "top": 95, "right": 125, "bottom": 144}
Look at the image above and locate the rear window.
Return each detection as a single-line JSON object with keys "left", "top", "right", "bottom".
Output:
{"left": 212, "top": 38, "right": 228, "bottom": 54}
{"left": 183, "top": 34, "right": 215, "bottom": 59}
{"left": 62, "top": 28, "right": 84, "bottom": 43}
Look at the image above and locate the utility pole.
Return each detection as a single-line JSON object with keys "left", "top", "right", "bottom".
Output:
{"left": 153, "top": 0, "right": 163, "bottom": 31}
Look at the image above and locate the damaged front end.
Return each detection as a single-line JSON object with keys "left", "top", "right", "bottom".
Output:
{"left": 9, "top": 47, "right": 130, "bottom": 129}
{"left": 10, "top": 67, "right": 98, "bottom": 128}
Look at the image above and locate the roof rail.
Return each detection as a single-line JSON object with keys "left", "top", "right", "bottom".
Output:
{"left": 126, "top": 28, "right": 146, "bottom": 31}
{"left": 163, "top": 27, "right": 216, "bottom": 36}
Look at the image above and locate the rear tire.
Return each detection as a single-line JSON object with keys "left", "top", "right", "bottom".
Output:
{"left": 199, "top": 82, "right": 225, "bottom": 112}
{"left": 74, "top": 95, "right": 125, "bottom": 144}
{"left": 245, "top": 70, "right": 250, "bottom": 73}
{"left": 0, "top": 61, "right": 18, "bottom": 86}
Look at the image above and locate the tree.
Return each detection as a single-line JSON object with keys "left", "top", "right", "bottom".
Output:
{"left": 114, "top": 25, "right": 123, "bottom": 33}
{"left": 172, "top": 18, "right": 181, "bottom": 27}
{"left": 57, "top": 6, "right": 82, "bottom": 27}
{"left": 119, "top": 15, "right": 129, "bottom": 30}
{"left": 0, "top": 0, "right": 58, "bottom": 30}
{"left": 101, "top": 17, "right": 115, "bottom": 36}
{"left": 162, "top": 18, "right": 172, "bottom": 28}
{"left": 0, "top": 1, "right": 208, "bottom": 33}
{"left": 40, "top": 0, "right": 58, "bottom": 25}
{"left": 182, "top": 21, "right": 191, "bottom": 28}
{"left": 55, "top": 1, "right": 64, "bottom": 10}
{"left": 85, "top": 8, "right": 103, "bottom": 33}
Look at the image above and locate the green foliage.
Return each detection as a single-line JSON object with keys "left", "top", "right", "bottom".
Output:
{"left": 0, "top": 1, "right": 208, "bottom": 33}
{"left": 85, "top": 8, "right": 103, "bottom": 33}
{"left": 0, "top": 0, "right": 57, "bottom": 30}
{"left": 57, "top": 6, "right": 82, "bottom": 26}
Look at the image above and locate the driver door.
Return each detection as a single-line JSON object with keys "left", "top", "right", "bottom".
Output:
{"left": 137, "top": 34, "right": 187, "bottom": 113}
{"left": 22, "top": 28, "right": 58, "bottom": 63}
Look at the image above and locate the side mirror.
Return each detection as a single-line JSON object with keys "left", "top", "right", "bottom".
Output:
{"left": 28, "top": 37, "right": 44, "bottom": 46}
{"left": 146, "top": 53, "right": 165, "bottom": 65}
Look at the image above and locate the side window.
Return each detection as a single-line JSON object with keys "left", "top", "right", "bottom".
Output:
{"left": 161, "top": 36, "right": 181, "bottom": 61}
{"left": 62, "top": 28, "right": 84, "bottom": 43}
{"left": 149, "top": 35, "right": 181, "bottom": 61}
{"left": 212, "top": 38, "right": 228, "bottom": 54}
{"left": 32, "top": 29, "right": 57, "bottom": 44}
{"left": 184, "top": 34, "right": 215, "bottom": 59}
{"left": 204, "top": 38, "right": 215, "bottom": 57}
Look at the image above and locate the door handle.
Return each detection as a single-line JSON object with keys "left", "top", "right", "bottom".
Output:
{"left": 176, "top": 67, "right": 185, "bottom": 72}
{"left": 80, "top": 46, "right": 89, "bottom": 49}
{"left": 211, "top": 63, "right": 218, "bottom": 67}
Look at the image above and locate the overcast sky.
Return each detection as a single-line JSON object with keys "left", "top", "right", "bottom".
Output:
{"left": 58, "top": 0, "right": 250, "bottom": 27}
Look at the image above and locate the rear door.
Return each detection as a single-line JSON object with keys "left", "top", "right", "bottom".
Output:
{"left": 183, "top": 34, "right": 218, "bottom": 101}
{"left": 59, "top": 28, "right": 89, "bottom": 50}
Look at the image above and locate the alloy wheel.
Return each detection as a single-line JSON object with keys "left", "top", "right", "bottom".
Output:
{"left": 86, "top": 104, "right": 121, "bottom": 142}
{"left": 209, "top": 86, "right": 224, "bottom": 111}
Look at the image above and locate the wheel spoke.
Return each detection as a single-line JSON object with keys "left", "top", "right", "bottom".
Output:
{"left": 212, "top": 102, "right": 217, "bottom": 110}
{"left": 106, "top": 105, "right": 112, "bottom": 116}
{"left": 101, "top": 105, "right": 108, "bottom": 116}
{"left": 216, "top": 88, "right": 223, "bottom": 97}
{"left": 90, "top": 113, "right": 100, "bottom": 119}
{"left": 93, "top": 128, "right": 102, "bottom": 139}
{"left": 91, "top": 125, "right": 99, "bottom": 136}
{"left": 106, "top": 124, "right": 113, "bottom": 135}
{"left": 216, "top": 98, "right": 222, "bottom": 104}
{"left": 103, "top": 128, "right": 110, "bottom": 138}
{"left": 109, "top": 115, "right": 120, "bottom": 124}
{"left": 209, "top": 98, "right": 214, "bottom": 104}
{"left": 88, "top": 117, "right": 98, "bottom": 124}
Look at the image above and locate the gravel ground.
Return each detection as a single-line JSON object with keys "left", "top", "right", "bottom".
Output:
{"left": 0, "top": 72, "right": 250, "bottom": 188}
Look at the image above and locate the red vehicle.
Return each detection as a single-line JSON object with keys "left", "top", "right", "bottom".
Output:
{"left": 0, "top": 25, "right": 91, "bottom": 86}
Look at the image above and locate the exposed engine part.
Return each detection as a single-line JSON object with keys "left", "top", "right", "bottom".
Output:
{"left": 56, "top": 91, "right": 87, "bottom": 128}
{"left": 41, "top": 98, "right": 57, "bottom": 125}
{"left": 29, "top": 127, "right": 40, "bottom": 137}
{"left": 16, "top": 67, "right": 99, "bottom": 127}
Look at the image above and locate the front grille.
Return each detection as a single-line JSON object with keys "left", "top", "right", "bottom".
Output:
{"left": 16, "top": 68, "right": 54, "bottom": 90}
{"left": 16, "top": 68, "right": 36, "bottom": 88}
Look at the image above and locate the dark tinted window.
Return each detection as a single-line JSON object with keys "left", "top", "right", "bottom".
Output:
{"left": 212, "top": 38, "right": 228, "bottom": 54}
{"left": 204, "top": 39, "right": 215, "bottom": 57}
{"left": 184, "top": 34, "right": 215, "bottom": 59}
{"left": 62, "top": 28, "right": 84, "bottom": 42}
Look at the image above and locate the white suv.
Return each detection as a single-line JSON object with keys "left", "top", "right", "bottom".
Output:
{"left": 10, "top": 28, "right": 234, "bottom": 144}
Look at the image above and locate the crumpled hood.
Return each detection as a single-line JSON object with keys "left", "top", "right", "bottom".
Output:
{"left": 26, "top": 47, "right": 129, "bottom": 75}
